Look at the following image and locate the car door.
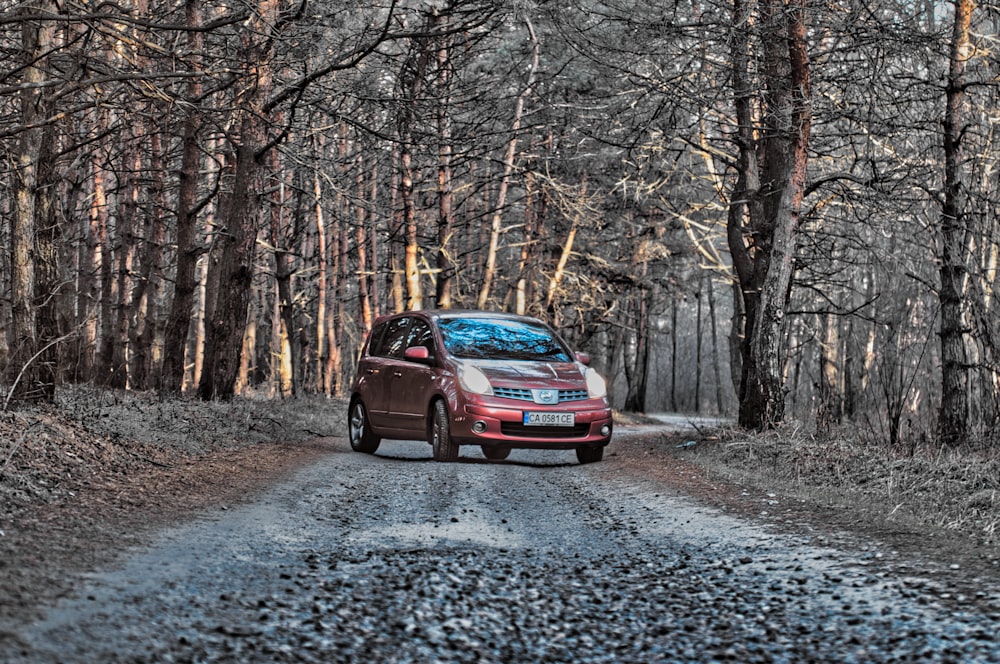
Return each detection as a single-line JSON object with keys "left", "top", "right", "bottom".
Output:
{"left": 385, "top": 317, "right": 439, "bottom": 434}
{"left": 359, "top": 316, "right": 411, "bottom": 429}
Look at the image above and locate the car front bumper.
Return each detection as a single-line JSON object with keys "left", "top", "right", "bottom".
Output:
{"left": 454, "top": 400, "right": 613, "bottom": 448}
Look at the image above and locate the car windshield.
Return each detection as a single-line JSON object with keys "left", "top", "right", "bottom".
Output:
{"left": 438, "top": 317, "right": 572, "bottom": 362}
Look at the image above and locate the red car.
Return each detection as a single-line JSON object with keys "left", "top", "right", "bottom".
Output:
{"left": 348, "top": 310, "right": 613, "bottom": 463}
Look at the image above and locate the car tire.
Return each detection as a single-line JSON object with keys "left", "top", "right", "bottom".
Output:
{"left": 576, "top": 445, "right": 604, "bottom": 464}
{"left": 430, "top": 400, "right": 458, "bottom": 462}
{"left": 481, "top": 446, "right": 510, "bottom": 461}
{"left": 349, "top": 399, "right": 381, "bottom": 454}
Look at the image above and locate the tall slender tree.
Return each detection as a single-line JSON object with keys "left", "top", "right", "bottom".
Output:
{"left": 160, "top": 0, "right": 208, "bottom": 394}
{"left": 8, "top": 1, "right": 57, "bottom": 404}
{"left": 727, "top": 0, "right": 812, "bottom": 430}
{"left": 938, "top": 0, "right": 975, "bottom": 444}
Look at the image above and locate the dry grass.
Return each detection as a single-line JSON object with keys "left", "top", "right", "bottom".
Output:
{"left": 0, "top": 385, "right": 347, "bottom": 517}
{"left": 677, "top": 422, "right": 1000, "bottom": 547}
{"left": 6, "top": 387, "right": 999, "bottom": 550}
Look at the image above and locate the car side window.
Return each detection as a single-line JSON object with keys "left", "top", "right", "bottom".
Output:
{"left": 406, "top": 319, "right": 435, "bottom": 356}
{"left": 375, "top": 317, "right": 411, "bottom": 358}
{"left": 366, "top": 320, "right": 387, "bottom": 356}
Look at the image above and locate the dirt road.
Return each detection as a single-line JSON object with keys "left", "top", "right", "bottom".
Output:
{"left": 3, "top": 433, "right": 1000, "bottom": 662}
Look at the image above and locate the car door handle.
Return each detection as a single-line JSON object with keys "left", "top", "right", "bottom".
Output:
{"left": 392, "top": 371, "right": 403, "bottom": 378}
{"left": 366, "top": 368, "right": 378, "bottom": 375}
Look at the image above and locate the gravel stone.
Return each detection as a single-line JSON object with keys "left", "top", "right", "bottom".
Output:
{"left": 3, "top": 439, "right": 999, "bottom": 663}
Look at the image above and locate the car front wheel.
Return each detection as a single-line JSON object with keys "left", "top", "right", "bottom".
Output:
{"left": 430, "top": 400, "right": 458, "bottom": 462}
{"left": 349, "top": 399, "right": 381, "bottom": 454}
{"left": 576, "top": 445, "right": 604, "bottom": 464}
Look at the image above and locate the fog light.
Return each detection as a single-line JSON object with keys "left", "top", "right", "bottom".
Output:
{"left": 472, "top": 420, "right": 488, "bottom": 434}
{"left": 600, "top": 424, "right": 611, "bottom": 437}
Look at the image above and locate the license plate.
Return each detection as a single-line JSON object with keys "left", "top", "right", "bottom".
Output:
{"left": 523, "top": 412, "right": 575, "bottom": 426}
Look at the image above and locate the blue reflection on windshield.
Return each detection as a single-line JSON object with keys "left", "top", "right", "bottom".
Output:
{"left": 438, "top": 318, "right": 571, "bottom": 362}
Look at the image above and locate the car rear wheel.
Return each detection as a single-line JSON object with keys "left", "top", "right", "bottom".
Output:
{"left": 430, "top": 400, "right": 458, "bottom": 462}
{"left": 481, "top": 446, "right": 510, "bottom": 461}
{"left": 349, "top": 399, "right": 381, "bottom": 454}
{"left": 576, "top": 445, "right": 604, "bottom": 464}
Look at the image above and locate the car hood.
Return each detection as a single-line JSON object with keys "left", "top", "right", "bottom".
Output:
{"left": 467, "top": 360, "right": 585, "bottom": 385}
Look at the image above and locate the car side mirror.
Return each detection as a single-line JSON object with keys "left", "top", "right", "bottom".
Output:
{"left": 575, "top": 352, "right": 591, "bottom": 366}
{"left": 404, "top": 346, "right": 433, "bottom": 363}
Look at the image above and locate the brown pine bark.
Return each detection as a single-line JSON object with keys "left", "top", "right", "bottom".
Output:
{"left": 728, "top": 0, "right": 812, "bottom": 431}
{"left": 388, "top": 145, "right": 406, "bottom": 313}
{"left": 271, "top": 159, "right": 296, "bottom": 398}
{"left": 313, "top": 164, "right": 330, "bottom": 393}
{"left": 73, "top": 154, "right": 104, "bottom": 384}
{"left": 160, "top": 0, "right": 205, "bottom": 394}
{"left": 96, "top": 182, "right": 116, "bottom": 386}
{"left": 130, "top": 131, "right": 167, "bottom": 391}
{"left": 817, "top": 311, "right": 843, "bottom": 431}
{"left": 106, "top": 150, "right": 140, "bottom": 389}
{"left": 622, "top": 287, "right": 651, "bottom": 413}
{"left": 8, "top": 2, "right": 58, "bottom": 405}
{"left": 938, "top": 0, "right": 975, "bottom": 445}
{"left": 545, "top": 177, "right": 586, "bottom": 320}
{"left": 435, "top": 21, "right": 456, "bottom": 310}
{"left": 197, "top": 0, "right": 280, "bottom": 400}
{"left": 356, "top": 155, "right": 374, "bottom": 328}
{"left": 367, "top": 159, "right": 382, "bottom": 321}
{"left": 508, "top": 170, "right": 536, "bottom": 315}
{"left": 197, "top": 121, "right": 265, "bottom": 400}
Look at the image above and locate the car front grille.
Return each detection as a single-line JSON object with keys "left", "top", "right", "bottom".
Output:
{"left": 499, "top": 422, "right": 591, "bottom": 438}
{"left": 494, "top": 387, "right": 590, "bottom": 403}
{"left": 494, "top": 387, "right": 533, "bottom": 401}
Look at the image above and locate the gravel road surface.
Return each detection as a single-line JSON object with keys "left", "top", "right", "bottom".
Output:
{"left": 4, "top": 435, "right": 1000, "bottom": 663}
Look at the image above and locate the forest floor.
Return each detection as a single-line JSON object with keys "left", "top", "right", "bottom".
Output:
{"left": 1, "top": 387, "right": 999, "bottom": 627}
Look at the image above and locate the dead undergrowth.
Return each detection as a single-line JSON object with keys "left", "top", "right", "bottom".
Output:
{"left": 0, "top": 385, "right": 346, "bottom": 520}
{"left": 3, "top": 386, "right": 998, "bottom": 566}
{"left": 677, "top": 422, "right": 1000, "bottom": 548}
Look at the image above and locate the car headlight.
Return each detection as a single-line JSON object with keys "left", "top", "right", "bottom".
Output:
{"left": 458, "top": 363, "right": 493, "bottom": 395}
{"left": 585, "top": 367, "right": 607, "bottom": 399}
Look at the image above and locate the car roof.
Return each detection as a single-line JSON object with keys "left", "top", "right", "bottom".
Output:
{"left": 376, "top": 309, "right": 548, "bottom": 326}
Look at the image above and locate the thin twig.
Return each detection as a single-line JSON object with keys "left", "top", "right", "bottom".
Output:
{"left": 3, "top": 331, "right": 78, "bottom": 412}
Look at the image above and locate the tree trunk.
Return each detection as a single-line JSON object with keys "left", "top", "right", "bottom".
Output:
{"left": 478, "top": 18, "right": 538, "bottom": 310}
{"left": 367, "top": 159, "right": 382, "bottom": 322}
{"left": 696, "top": 287, "right": 704, "bottom": 413}
{"left": 197, "top": 0, "right": 279, "bottom": 400}
{"left": 160, "top": 0, "right": 205, "bottom": 394}
{"left": 817, "top": 310, "right": 843, "bottom": 431}
{"left": 131, "top": 131, "right": 168, "bottom": 391}
{"left": 397, "top": 28, "right": 428, "bottom": 312}
{"left": 74, "top": 153, "right": 105, "bottom": 384}
{"left": 623, "top": 289, "right": 651, "bottom": 413}
{"left": 402, "top": 154, "right": 422, "bottom": 312}
{"left": 509, "top": 170, "right": 537, "bottom": 315}
{"left": 355, "top": 156, "right": 374, "bottom": 329}
{"left": 313, "top": 162, "right": 330, "bottom": 393}
{"left": 8, "top": 2, "right": 57, "bottom": 405}
{"left": 545, "top": 178, "right": 585, "bottom": 323}
{"left": 107, "top": 151, "right": 140, "bottom": 389}
{"left": 670, "top": 297, "right": 679, "bottom": 412}
{"left": 728, "top": 0, "right": 812, "bottom": 431}
{"left": 389, "top": 145, "right": 406, "bottom": 313}
{"left": 708, "top": 277, "right": 726, "bottom": 415}
{"left": 198, "top": 125, "right": 264, "bottom": 400}
{"left": 272, "top": 166, "right": 296, "bottom": 398}
{"left": 198, "top": 127, "right": 263, "bottom": 400}
{"left": 435, "top": 20, "right": 456, "bottom": 310}
{"left": 938, "top": 0, "right": 975, "bottom": 445}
